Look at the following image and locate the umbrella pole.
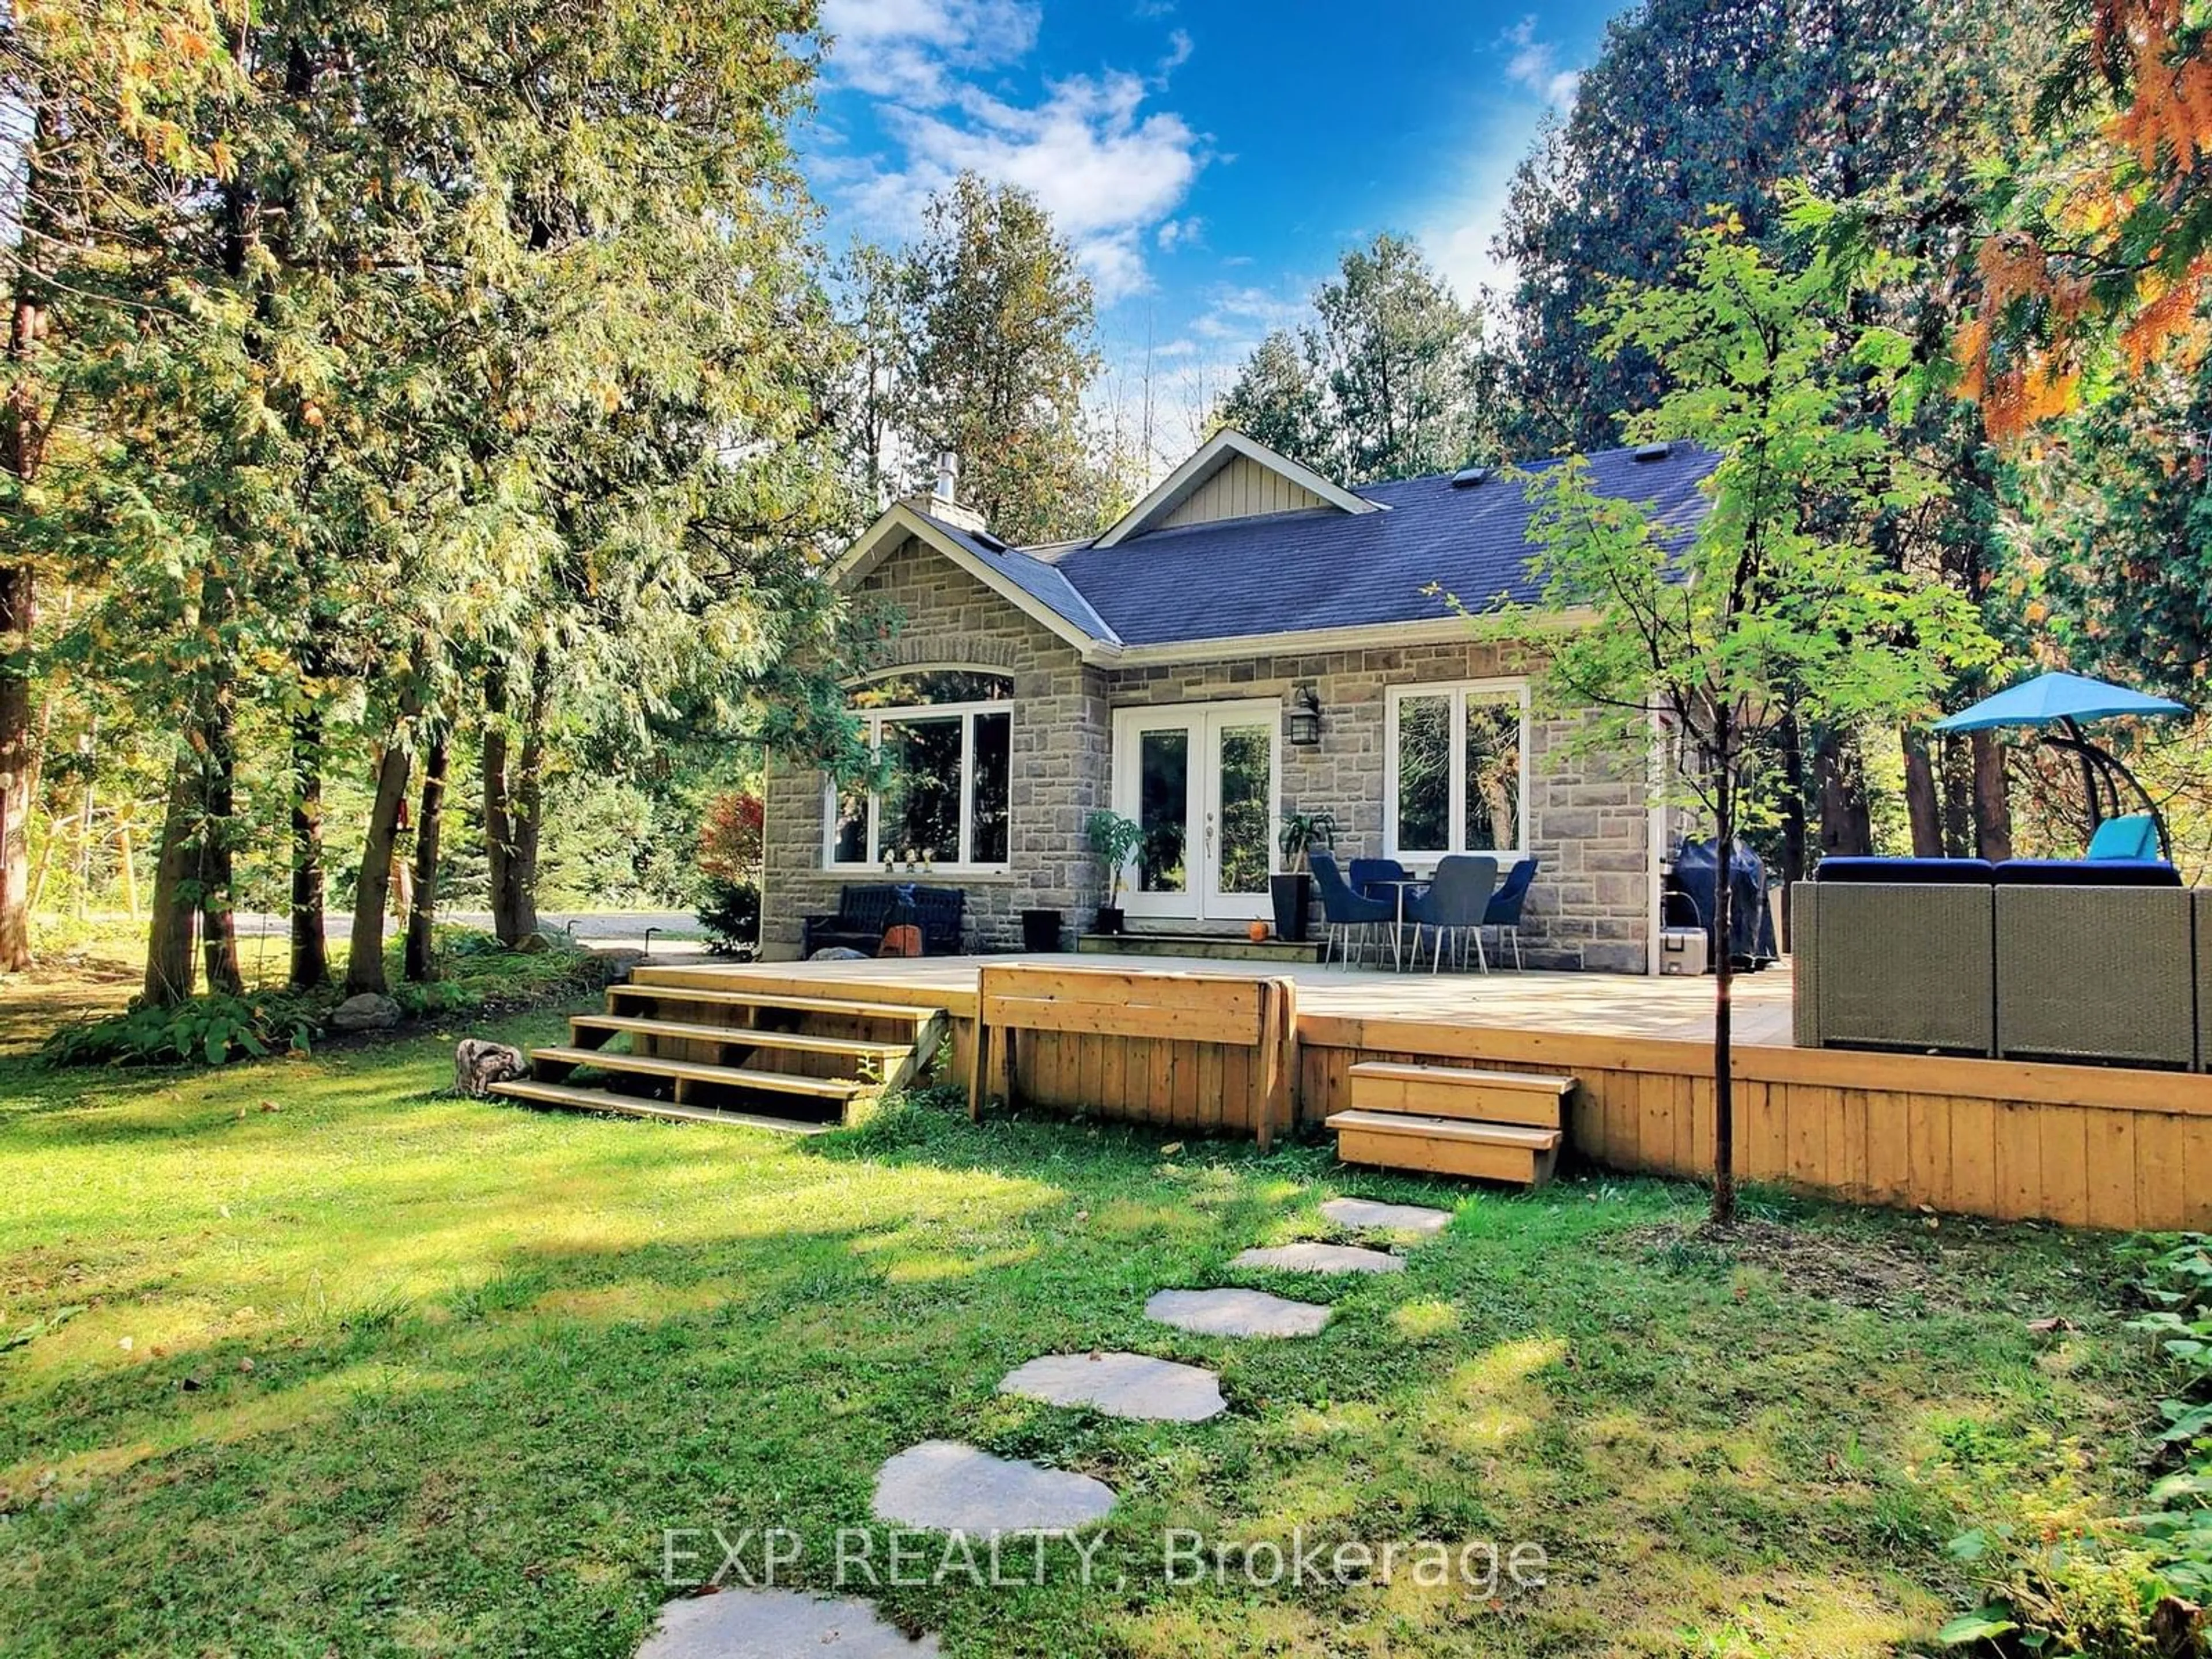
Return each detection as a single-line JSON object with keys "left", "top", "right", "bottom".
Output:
{"left": 2059, "top": 717, "right": 2104, "bottom": 832}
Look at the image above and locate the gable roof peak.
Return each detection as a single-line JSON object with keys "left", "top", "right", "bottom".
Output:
{"left": 1093, "top": 427, "right": 1382, "bottom": 549}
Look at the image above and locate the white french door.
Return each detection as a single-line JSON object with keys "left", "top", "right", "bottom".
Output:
{"left": 1109, "top": 700, "right": 1281, "bottom": 922}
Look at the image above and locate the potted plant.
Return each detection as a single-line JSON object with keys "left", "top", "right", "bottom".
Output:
{"left": 1085, "top": 809, "right": 1145, "bottom": 935}
{"left": 1272, "top": 809, "right": 1338, "bottom": 942}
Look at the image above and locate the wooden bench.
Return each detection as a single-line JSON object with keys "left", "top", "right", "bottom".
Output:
{"left": 968, "top": 965, "right": 1298, "bottom": 1150}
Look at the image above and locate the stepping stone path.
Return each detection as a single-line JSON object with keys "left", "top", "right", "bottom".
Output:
{"left": 1231, "top": 1241, "right": 1406, "bottom": 1275}
{"left": 1145, "top": 1287, "right": 1333, "bottom": 1338}
{"left": 640, "top": 1589, "right": 938, "bottom": 1658}
{"left": 798, "top": 1191, "right": 1456, "bottom": 1659}
{"left": 1320, "top": 1196, "right": 1453, "bottom": 1236}
{"left": 872, "top": 1440, "right": 1116, "bottom": 1536}
{"left": 1000, "top": 1351, "right": 1228, "bottom": 1422}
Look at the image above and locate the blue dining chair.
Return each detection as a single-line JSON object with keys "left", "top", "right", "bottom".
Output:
{"left": 1348, "top": 857, "right": 1407, "bottom": 899}
{"left": 1310, "top": 850, "right": 1395, "bottom": 968}
{"left": 1406, "top": 854, "right": 1499, "bottom": 972}
{"left": 1482, "top": 857, "right": 1537, "bottom": 971}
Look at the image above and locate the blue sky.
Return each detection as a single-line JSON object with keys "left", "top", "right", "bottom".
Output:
{"left": 801, "top": 0, "right": 1625, "bottom": 461}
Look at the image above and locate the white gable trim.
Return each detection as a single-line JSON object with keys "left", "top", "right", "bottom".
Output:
{"left": 828, "top": 505, "right": 1118, "bottom": 654}
{"left": 1092, "top": 427, "right": 1381, "bottom": 548}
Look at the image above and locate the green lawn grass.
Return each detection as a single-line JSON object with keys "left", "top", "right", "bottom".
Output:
{"left": 0, "top": 1007, "right": 2161, "bottom": 1657}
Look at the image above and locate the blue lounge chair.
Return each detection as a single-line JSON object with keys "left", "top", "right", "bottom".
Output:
{"left": 1483, "top": 857, "right": 1537, "bottom": 970}
{"left": 1407, "top": 854, "right": 1499, "bottom": 972}
{"left": 1311, "top": 850, "right": 1395, "bottom": 969}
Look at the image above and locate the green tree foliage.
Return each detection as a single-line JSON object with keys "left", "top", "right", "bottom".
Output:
{"left": 1498, "top": 0, "right": 1998, "bottom": 454}
{"left": 15, "top": 0, "right": 859, "bottom": 999}
{"left": 1218, "top": 233, "right": 1506, "bottom": 484}
{"left": 895, "top": 173, "right": 1104, "bottom": 545}
{"left": 1480, "top": 228, "right": 1994, "bottom": 1223}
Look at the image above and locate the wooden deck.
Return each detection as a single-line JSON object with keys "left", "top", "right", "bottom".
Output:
{"left": 681, "top": 955, "right": 1797, "bottom": 1047}
{"left": 621, "top": 955, "right": 2211, "bottom": 1231}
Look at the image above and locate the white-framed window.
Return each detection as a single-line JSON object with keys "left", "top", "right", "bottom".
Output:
{"left": 1384, "top": 679, "right": 1530, "bottom": 861}
{"left": 824, "top": 669, "right": 1013, "bottom": 872}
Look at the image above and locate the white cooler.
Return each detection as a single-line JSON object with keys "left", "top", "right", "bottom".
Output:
{"left": 1658, "top": 927, "right": 1709, "bottom": 975}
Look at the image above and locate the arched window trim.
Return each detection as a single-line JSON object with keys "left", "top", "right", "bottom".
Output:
{"left": 824, "top": 666, "right": 1016, "bottom": 873}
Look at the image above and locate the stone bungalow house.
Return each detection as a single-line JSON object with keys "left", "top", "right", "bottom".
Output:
{"left": 760, "top": 428, "right": 1716, "bottom": 972}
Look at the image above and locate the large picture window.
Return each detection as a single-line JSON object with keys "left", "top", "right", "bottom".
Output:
{"left": 826, "top": 670, "right": 1014, "bottom": 870}
{"left": 1384, "top": 681, "right": 1528, "bottom": 860}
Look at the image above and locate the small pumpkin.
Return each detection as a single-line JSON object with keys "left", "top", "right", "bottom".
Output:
{"left": 1248, "top": 921, "right": 1270, "bottom": 943}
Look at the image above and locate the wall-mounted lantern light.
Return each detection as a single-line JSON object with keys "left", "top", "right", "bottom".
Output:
{"left": 1288, "top": 685, "right": 1323, "bottom": 747}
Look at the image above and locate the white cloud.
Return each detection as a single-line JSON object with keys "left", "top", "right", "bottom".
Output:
{"left": 817, "top": 1, "right": 1207, "bottom": 304}
{"left": 819, "top": 0, "right": 1041, "bottom": 103}
{"left": 1412, "top": 19, "right": 1584, "bottom": 305}
{"left": 1156, "top": 215, "right": 1202, "bottom": 251}
{"left": 1500, "top": 16, "right": 1581, "bottom": 108}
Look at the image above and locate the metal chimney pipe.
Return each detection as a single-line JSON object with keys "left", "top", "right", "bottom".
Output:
{"left": 934, "top": 451, "right": 959, "bottom": 502}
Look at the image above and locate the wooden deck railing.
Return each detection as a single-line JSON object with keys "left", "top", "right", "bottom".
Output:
{"left": 968, "top": 965, "right": 1298, "bottom": 1150}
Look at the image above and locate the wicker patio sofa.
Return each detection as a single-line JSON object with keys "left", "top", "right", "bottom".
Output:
{"left": 1793, "top": 855, "right": 2198, "bottom": 1068}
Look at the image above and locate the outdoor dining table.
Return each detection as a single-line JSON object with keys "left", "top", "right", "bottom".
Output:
{"left": 1367, "top": 877, "right": 1428, "bottom": 971}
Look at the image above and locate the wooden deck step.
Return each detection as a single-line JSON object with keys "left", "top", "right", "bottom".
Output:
{"left": 570, "top": 1013, "right": 909, "bottom": 1060}
{"left": 531, "top": 1046, "right": 867, "bottom": 1099}
{"left": 1325, "top": 1108, "right": 1562, "bottom": 1187}
{"left": 609, "top": 984, "right": 941, "bottom": 1022}
{"left": 489, "top": 1078, "right": 839, "bottom": 1134}
{"left": 1347, "top": 1061, "right": 1574, "bottom": 1128}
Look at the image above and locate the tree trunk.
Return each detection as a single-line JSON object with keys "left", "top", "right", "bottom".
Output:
{"left": 404, "top": 738, "right": 448, "bottom": 983}
{"left": 1814, "top": 729, "right": 1873, "bottom": 858}
{"left": 1939, "top": 734, "right": 1974, "bottom": 859}
{"left": 197, "top": 669, "right": 243, "bottom": 997}
{"left": 1970, "top": 729, "right": 2013, "bottom": 863}
{"left": 346, "top": 741, "right": 413, "bottom": 996}
{"left": 142, "top": 752, "right": 200, "bottom": 1006}
{"left": 1709, "top": 742, "right": 1737, "bottom": 1230}
{"left": 289, "top": 702, "right": 330, "bottom": 988}
{"left": 0, "top": 563, "right": 32, "bottom": 972}
{"left": 1901, "top": 726, "right": 1942, "bottom": 858}
{"left": 485, "top": 653, "right": 550, "bottom": 946}
{"left": 0, "top": 110, "right": 49, "bottom": 975}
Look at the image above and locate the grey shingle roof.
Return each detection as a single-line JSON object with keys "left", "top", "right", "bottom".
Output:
{"left": 915, "top": 441, "right": 1717, "bottom": 652}
{"left": 912, "top": 511, "right": 1122, "bottom": 645}
{"left": 1054, "top": 442, "right": 1717, "bottom": 648}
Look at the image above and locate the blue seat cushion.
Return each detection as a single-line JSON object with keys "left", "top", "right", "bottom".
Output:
{"left": 1814, "top": 857, "right": 1994, "bottom": 884}
{"left": 1992, "top": 858, "right": 2183, "bottom": 888}
{"left": 2085, "top": 815, "right": 2158, "bottom": 861}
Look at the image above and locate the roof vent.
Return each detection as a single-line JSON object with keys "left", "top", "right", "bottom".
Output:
{"left": 1450, "top": 465, "right": 1491, "bottom": 488}
{"left": 1631, "top": 441, "right": 1673, "bottom": 463}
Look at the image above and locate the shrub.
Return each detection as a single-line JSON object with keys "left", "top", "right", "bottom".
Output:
{"left": 699, "top": 791, "right": 764, "bottom": 883}
{"left": 43, "top": 990, "right": 327, "bottom": 1068}
{"left": 698, "top": 876, "right": 760, "bottom": 956}
{"left": 1940, "top": 1232, "right": 2212, "bottom": 1657}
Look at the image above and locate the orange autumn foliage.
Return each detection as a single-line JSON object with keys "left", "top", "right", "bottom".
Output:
{"left": 1963, "top": 0, "right": 2212, "bottom": 438}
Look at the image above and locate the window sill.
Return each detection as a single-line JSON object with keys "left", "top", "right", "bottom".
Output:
{"left": 820, "top": 866, "right": 1018, "bottom": 881}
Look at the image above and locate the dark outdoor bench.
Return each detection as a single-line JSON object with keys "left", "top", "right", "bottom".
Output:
{"left": 803, "top": 884, "right": 966, "bottom": 957}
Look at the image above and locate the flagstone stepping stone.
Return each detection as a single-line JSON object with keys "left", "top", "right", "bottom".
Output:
{"left": 1232, "top": 1242, "right": 1405, "bottom": 1275}
{"left": 1321, "top": 1196, "right": 1453, "bottom": 1236}
{"left": 639, "top": 1588, "right": 937, "bottom": 1658}
{"left": 872, "top": 1440, "right": 1115, "bottom": 1536}
{"left": 999, "top": 1351, "right": 1227, "bottom": 1422}
{"left": 1145, "top": 1287, "right": 1332, "bottom": 1339}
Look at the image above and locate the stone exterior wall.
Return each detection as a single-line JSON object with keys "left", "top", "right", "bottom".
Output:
{"left": 1104, "top": 643, "right": 1652, "bottom": 972}
{"left": 762, "top": 539, "right": 1654, "bottom": 971}
{"left": 760, "top": 536, "right": 1109, "bottom": 957}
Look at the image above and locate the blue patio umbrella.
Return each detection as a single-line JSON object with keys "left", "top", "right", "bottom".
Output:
{"left": 1931, "top": 671, "right": 2187, "bottom": 733}
{"left": 1933, "top": 670, "right": 2190, "bottom": 856}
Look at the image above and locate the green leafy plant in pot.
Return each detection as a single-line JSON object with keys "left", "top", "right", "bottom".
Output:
{"left": 1085, "top": 809, "right": 1145, "bottom": 935}
{"left": 1272, "top": 809, "right": 1338, "bottom": 942}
